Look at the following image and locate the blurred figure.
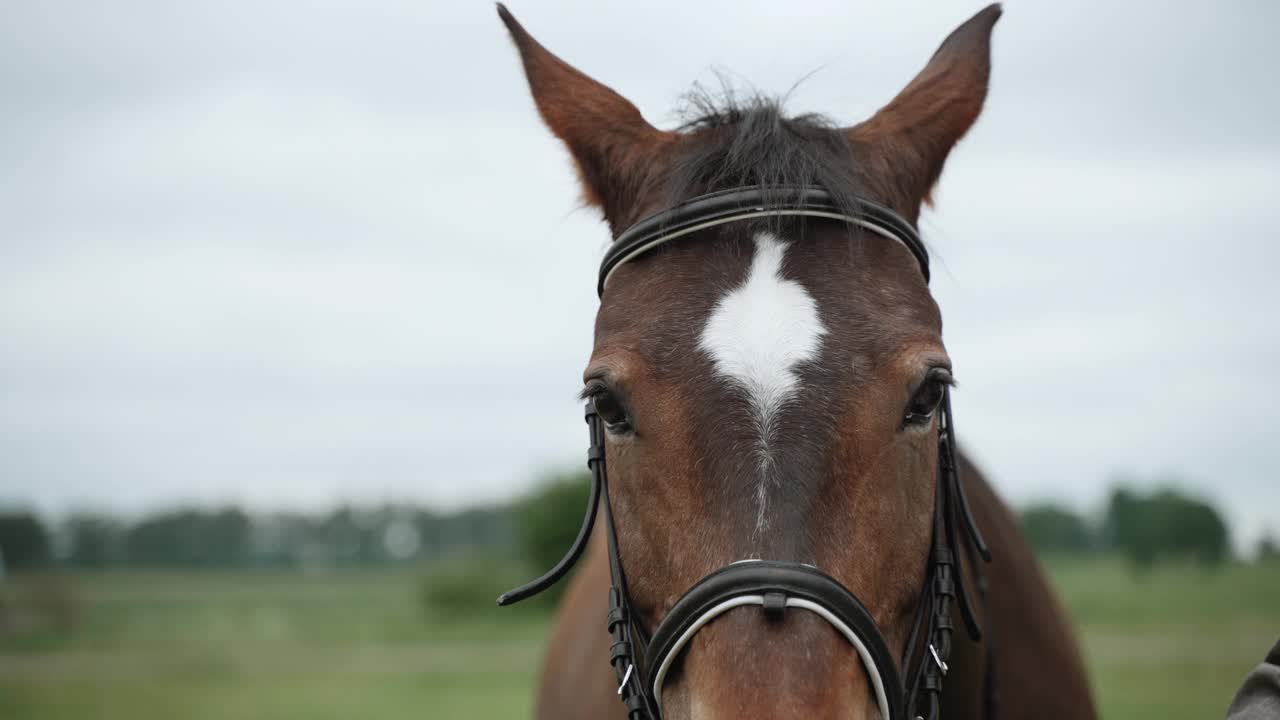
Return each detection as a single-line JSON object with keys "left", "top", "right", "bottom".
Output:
{"left": 1227, "top": 638, "right": 1280, "bottom": 719}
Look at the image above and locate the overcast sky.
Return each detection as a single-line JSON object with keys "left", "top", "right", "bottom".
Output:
{"left": 2, "top": 1, "right": 1277, "bottom": 549}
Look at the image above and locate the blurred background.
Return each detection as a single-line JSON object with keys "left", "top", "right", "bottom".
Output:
{"left": 2, "top": 1, "right": 1277, "bottom": 718}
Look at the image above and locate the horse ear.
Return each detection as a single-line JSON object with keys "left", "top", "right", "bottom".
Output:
{"left": 498, "top": 5, "right": 671, "bottom": 227}
{"left": 849, "top": 4, "right": 1001, "bottom": 214}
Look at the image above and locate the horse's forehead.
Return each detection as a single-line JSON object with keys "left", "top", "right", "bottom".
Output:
{"left": 592, "top": 223, "right": 934, "bottom": 370}
{"left": 694, "top": 231, "right": 831, "bottom": 538}
{"left": 592, "top": 225, "right": 937, "bottom": 560}
{"left": 698, "top": 231, "right": 827, "bottom": 417}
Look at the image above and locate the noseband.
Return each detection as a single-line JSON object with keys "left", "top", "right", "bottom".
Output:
{"left": 499, "top": 186, "right": 994, "bottom": 720}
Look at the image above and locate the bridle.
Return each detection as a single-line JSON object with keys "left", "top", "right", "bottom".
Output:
{"left": 498, "top": 186, "right": 995, "bottom": 720}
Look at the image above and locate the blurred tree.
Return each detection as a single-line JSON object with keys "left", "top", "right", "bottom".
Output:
{"left": 420, "top": 552, "right": 530, "bottom": 615}
{"left": 250, "top": 512, "right": 320, "bottom": 567}
{"left": 1103, "top": 485, "right": 1230, "bottom": 569}
{"left": 65, "top": 514, "right": 123, "bottom": 568}
{"left": 1101, "top": 486, "right": 1141, "bottom": 558}
{"left": 322, "top": 506, "right": 366, "bottom": 564}
{"left": 415, "top": 508, "right": 444, "bottom": 557}
{"left": 207, "top": 508, "right": 251, "bottom": 565}
{"left": 1021, "top": 503, "right": 1096, "bottom": 555}
{"left": 1257, "top": 533, "right": 1279, "bottom": 565}
{"left": 124, "top": 507, "right": 251, "bottom": 567}
{"left": 422, "top": 505, "right": 518, "bottom": 561}
{"left": 0, "top": 511, "right": 51, "bottom": 571}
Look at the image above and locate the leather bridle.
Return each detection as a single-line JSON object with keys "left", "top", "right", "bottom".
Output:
{"left": 498, "top": 186, "right": 994, "bottom": 720}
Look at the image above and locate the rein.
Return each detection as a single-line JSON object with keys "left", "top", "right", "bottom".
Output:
{"left": 500, "top": 186, "right": 993, "bottom": 720}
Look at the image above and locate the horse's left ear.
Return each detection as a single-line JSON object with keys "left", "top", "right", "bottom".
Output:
{"left": 498, "top": 4, "right": 672, "bottom": 230}
{"left": 849, "top": 4, "right": 1002, "bottom": 215}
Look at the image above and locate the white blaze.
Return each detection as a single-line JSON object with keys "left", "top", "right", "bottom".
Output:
{"left": 698, "top": 232, "right": 827, "bottom": 534}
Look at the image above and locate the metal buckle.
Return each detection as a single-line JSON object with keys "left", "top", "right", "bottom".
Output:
{"left": 617, "top": 663, "right": 634, "bottom": 695}
{"left": 928, "top": 643, "right": 948, "bottom": 675}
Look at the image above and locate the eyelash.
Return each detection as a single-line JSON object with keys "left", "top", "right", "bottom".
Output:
{"left": 578, "top": 381, "right": 607, "bottom": 404}
{"left": 581, "top": 382, "right": 632, "bottom": 432}
{"left": 902, "top": 369, "right": 953, "bottom": 428}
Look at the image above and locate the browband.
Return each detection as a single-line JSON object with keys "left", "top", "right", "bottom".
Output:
{"left": 598, "top": 185, "right": 930, "bottom": 296}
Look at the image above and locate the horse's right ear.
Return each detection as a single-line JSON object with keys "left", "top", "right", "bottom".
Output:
{"left": 498, "top": 5, "right": 671, "bottom": 229}
{"left": 848, "top": 4, "right": 1001, "bottom": 216}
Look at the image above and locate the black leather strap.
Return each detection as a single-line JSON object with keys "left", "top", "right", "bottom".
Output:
{"left": 592, "top": 406, "right": 657, "bottom": 720}
{"left": 904, "top": 390, "right": 990, "bottom": 720}
{"left": 598, "top": 185, "right": 930, "bottom": 296}
{"left": 495, "top": 419, "right": 601, "bottom": 606}
{"left": 643, "top": 560, "right": 905, "bottom": 720}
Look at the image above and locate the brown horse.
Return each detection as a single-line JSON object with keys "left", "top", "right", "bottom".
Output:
{"left": 497, "top": 4, "right": 1095, "bottom": 719}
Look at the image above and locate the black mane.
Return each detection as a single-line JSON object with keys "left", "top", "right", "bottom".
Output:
{"left": 663, "top": 87, "right": 868, "bottom": 218}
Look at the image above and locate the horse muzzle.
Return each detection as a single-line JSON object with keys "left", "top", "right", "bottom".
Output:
{"left": 641, "top": 560, "right": 901, "bottom": 720}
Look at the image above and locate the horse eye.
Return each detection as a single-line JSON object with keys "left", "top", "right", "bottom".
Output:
{"left": 591, "top": 390, "right": 631, "bottom": 431}
{"left": 903, "top": 374, "right": 948, "bottom": 427}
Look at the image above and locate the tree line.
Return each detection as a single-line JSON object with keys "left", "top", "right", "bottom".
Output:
{"left": 1020, "top": 484, "right": 1277, "bottom": 568}
{"left": 0, "top": 504, "right": 518, "bottom": 573}
{"left": 1, "top": 474, "right": 1274, "bottom": 575}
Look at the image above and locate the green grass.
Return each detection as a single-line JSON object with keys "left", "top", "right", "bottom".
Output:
{"left": 0, "top": 560, "right": 1276, "bottom": 718}
{"left": 1042, "top": 557, "right": 1280, "bottom": 719}
{"left": 0, "top": 569, "right": 547, "bottom": 720}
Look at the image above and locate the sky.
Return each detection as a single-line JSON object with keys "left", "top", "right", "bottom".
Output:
{"left": 2, "top": 1, "right": 1277, "bottom": 549}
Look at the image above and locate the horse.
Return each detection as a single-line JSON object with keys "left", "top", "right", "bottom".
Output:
{"left": 494, "top": 5, "right": 1096, "bottom": 719}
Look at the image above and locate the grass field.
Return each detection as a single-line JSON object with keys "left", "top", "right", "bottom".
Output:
{"left": 1044, "top": 558, "right": 1278, "bottom": 718}
{"left": 0, "top": 559, "right": 1276, "bottom": 719}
